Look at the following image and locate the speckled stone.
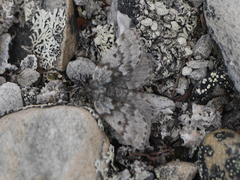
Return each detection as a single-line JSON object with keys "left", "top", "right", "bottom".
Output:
{"left": 198, "top": 129, "right": 240, "bottom": 180}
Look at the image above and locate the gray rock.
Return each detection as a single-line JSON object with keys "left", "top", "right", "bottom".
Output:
{"left": 73, "top": 0, "right": 89, "bottom": 6}
{"left": 0, "top": 106, "right": 110, "bottom": 180}
{"left": 0, "top": 76, "right": 6, "bottom": 85}
{"left": 189, "top": 0, "right": 203, "bottom": 8}
{"left": 17, "top": 68, "right": 40, "bottom": 87}
{"left": 0, "top": 0, "right": 15, "bottom": 35}
{"left": 135, "top": 170, "right": 154, "bottom": 180}
{"left": 204, "top": 0, "right": 240, "bottom": 93}
{"left": 193, "top": 34, "right": 213, "bottom": 60}
{"left": 66, "top": 57, "right": 96, "bottom": 83}
{"left": 0, "top": 82, "right": 23, "bottom": 116}
{"left": 0, "top": 33, "right": 11, "bottom": 74}
{"left": 186, "top": 59, "right": 209, "bottom": 69}
{"left": 190, "top": 68, "right": 207, "bottom": 81}
{"left": 154, "top": 161, "right": 197, "bottom": 180}
{"left": 20, "top": 55, "right": 38, "bottom": 70}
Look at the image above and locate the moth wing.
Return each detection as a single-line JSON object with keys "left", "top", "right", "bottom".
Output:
{"left": 92, "top": 28, "right": 152, "bottom": 89}
{"left": 93, "top": 92, "right": 153, "bottom": 149}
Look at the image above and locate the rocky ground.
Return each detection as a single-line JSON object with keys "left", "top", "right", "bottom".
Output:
{"left": 0, "top": 0, "right": 240, "bottom": 179}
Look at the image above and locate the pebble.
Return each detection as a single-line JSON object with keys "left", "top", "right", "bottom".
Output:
{"left": 0, "top": 106, "right": 110, "bottom": 179}
{"left": 193, "top": 34, "right": 213, "bottom": 60}
{"left": 154, "top": 161, "right": 198, "bottom": 180}
{"left": 17, "top": 68, "right": 40, "bottom": 87}
{"left": 198, "top": 129, "right": 240, "bottom": 180}
{"left": 0, "top": 33, "right": 11, "bottom": 74}
{"left": 0, "top": 82, "right": 23, "bottom": 116}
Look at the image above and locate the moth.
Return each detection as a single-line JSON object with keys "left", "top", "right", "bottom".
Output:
{"left": 88, "top": 28, "right": 175, "bottom": 150}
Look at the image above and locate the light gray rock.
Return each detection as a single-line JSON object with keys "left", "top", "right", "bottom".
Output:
{"left": 0, "top": 82, "right": 23, "bottom": 116}
{"left": 0, "top": 33, "right": 11, "bottom": 74}
{"left": 190, "top": 68, "right": 207, "bottom": 81}
{"left": 66, "top": 57, "right": 96, "bottom": 83}
{"left": 20, "top": 55, "right": 38, "bottom": 70}
{"left": 186, "top": 59, "right": 209, "bottom": 69}
{"left": 204, "top": 0, "right": 240, "bottom": 93}
{"left": 0, "top": 76, "right": 6, "bottom": 85}
{"left": 189, "top": 0, "right": 203, "bottom": 8}
{"left": 193, "top": 34, "right": 213, "bottom": 60}
{"left": 17, "top": 68, "right": 40, "bottom": 87}
{"left": 154, "top": 161, "right": 198, "bottom": 180}
{"left": 73, "top": 0, "right": 89, "bottom": 6}
{"left": 0, "top": 0, "right": 15, "bottom": 35}
{"left": 0, "top": 106, "right": 110, "bottom": 180}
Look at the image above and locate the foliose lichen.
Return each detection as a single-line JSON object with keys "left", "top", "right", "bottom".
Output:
{"left": 30, "top": 8, "right": 66, "bottom": 69}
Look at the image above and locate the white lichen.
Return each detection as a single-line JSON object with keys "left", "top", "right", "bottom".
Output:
{"left": 95, "top": 144, "right": 119, "bottom": 180}
{"left": 23, "top": 0, "right": 35, "bottom": 22}
{"left": 30, "top": 8, "right": 66, "bottom": 69}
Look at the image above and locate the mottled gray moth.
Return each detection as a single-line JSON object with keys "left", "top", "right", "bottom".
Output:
{"left": 90, "top": 28, "right": 175, "bottom": 150}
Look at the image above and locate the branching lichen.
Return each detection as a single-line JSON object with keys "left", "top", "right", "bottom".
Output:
{"left": 30, "top": 8, "right": 66, "bottom": 69}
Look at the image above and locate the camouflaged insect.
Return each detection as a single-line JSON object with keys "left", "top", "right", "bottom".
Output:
{"left": 89, "top": 28, "right": 175, "bottom": 150}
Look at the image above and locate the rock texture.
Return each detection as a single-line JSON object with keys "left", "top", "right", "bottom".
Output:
{"left": 198, "top": 129, "right": 240, "bottom": 180}
{"left": 0, "top": 106, "right": 110, "bottom": 180}
{"left": 204, "top": 0, "right": 240, "bottom": 93}
{"left": 0, "top": 82, "right": 23, "bottom": 116}
{"left": 154, "top": 161, "right": 198, "bottom": 180}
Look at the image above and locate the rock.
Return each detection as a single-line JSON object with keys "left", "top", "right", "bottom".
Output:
{"left": 0, "top": 82, "right": 23, "bottom": 116}
{"left": 0, "top": 0, "right": 15, "bottom": 35}
{"left": 28, "top": 0, "right": 78, "bottom": 71}
{"left": 186, "top": 59, "right": 209, "bottom": 69}
{"left": 198, "top": 129, "right": 240, "bottom": 180}
{"left": 189, "top": 0, "right": 204, "bottom": 8}
{"left": 0, "top": 76, "right": 6, "bottom": 85}
{"left": 222, "top": 110, "right": 240, "bottom": 131}
{"left": 0, "top": 33, "right": 12, "bottom": 74}
{"left": 66, "top": 57, "right": 96, "bottom": 83}
{"left": 20, "top": 55, "right": 38, "bottom": 70}
{"left": 193, "top": 34, "right": 213, "bottom": 60}
{"left": 154, "top": 161, "right": 198, "bottom": 180}
{"left": 204, "top": 0, "right": 240, "bottom": 93}
{"left": 73, "top": 0, "right": 89, "bottom": 6}
{"left": 135, "top": 170, "right": 154, "bottom": 180}
{"left": 17, "top": 68, "right": 40, "bottom": 87}
{"left": 0, "top": 106, "right": 110, "bottom": 180}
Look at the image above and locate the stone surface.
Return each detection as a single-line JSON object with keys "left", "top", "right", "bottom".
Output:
{"left": 17, "top": 68, "right": 40, "bottom": 86}
{"left": 29, "top": 0, "right": 78, "bottom": 70}
{"left": 204, "top": 0, "right": 240, "bottom": 93}
{"left": 198, "top": 129, "right": 240, "bottom": 180}
{"left": 0, "top": 82, "right": 23, "bottom": 116}
{"left": 73, "top": 0, "right": 89, "bottom": 6}
{"left": 0, "top": 33, "right": 12, "bottom": 74}
{"left": 0, "top": 0, "right": 15, "bottom": 35}
{"left": 0, "top": 106, "right": 110, "bottom": 180}
{"left": 154, "top": 161, "right": 198, "bottom": 180}
{"left": 193, "top": 34, "right": 213, "bottom": 60}
{"left": 66, "top": 57, "right": 96, "bottom": 83}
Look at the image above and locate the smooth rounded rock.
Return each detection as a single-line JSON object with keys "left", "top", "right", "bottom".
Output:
{"left": 0, "top": 106, "right": 110, "bottom": 180}
{"left": 0, "top": 82, "right": 23, "bottom": 116}
{"left": 204, "top": 0, "right": 240, "bottom": 93}
{"left": 198, "top": 129, "right": 240, "bottom": 180}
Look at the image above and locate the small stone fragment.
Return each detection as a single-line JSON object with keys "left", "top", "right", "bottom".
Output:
{"left": 198, "top": 129, "right": 240, "bottom": 180}
{"left": 0, "top": 82, "right": 23, "bottom": 116}
{"left": 190, "top": 68, "right": 207, "bottom": 81}
{"left": 17, "top": 68, "right": 40, "bottom": 87}
{"left": 0, "top": 1, "right": 15, "bottom": 35}
{"left": 190, "top": 0, "right": 204, "bottom": 8}
{"left": 154, "top": 161, "right": 198, "bottom": 180}
{"left": 0, "top": 106, "right": 110, "bottom": 179}
{"left": 186, "top": 60, "right": 209, "bottom": 69}
{"left": 182, "top": 66, "right": 193, "bottom": 76}
{"left": 193, "top": 34, "right": 213, "bottom": 60}
{"left": 0, "top": 33, "right": 12, "bottom": 74}
{"left": 0, "top": 76, "right": 6, "bottom": 85}
{"left": 20, "top": 55, "right": 38, "bottom": 70}
{"left": 66, "top": 57, "right": 96, "bottom": 83}
{"left": 73, "top": 0, "right": 89, "bottom": 6}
